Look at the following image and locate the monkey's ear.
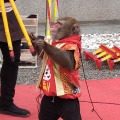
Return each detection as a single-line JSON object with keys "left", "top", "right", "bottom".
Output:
{"left": 72, "top": 23, "right": 80, "bottom": 34}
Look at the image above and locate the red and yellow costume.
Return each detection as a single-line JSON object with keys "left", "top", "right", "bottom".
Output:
{"left": 37, "top": 35, "right": 82, "bottom": 99}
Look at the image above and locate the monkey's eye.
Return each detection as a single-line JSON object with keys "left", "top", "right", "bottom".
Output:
{"left": 57, "top": 22, "right": 63, "bottom": 25}
{"left": 51, "top": 22, "right": 62, "bottom": 27}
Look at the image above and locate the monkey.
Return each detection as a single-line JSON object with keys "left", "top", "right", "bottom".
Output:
{"left": 29, "top": 17, "right": 82, "bottom": 120}
{"left": 29, "top": 17, "right": 81, "bottom": 71}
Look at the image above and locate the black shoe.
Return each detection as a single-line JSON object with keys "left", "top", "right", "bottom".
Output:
{"left": 0, "top": 103, "right": 30, "bottom": 117}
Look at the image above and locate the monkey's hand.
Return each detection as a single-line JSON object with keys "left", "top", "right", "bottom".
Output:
{"left": 29, "top": 32, "right": 44, "bottom": 58}
{"left": 29, "top": 32, "right": 37, "bottom": 41}
{"left": 33, "top": 39, "right": 46, "bottom": 48}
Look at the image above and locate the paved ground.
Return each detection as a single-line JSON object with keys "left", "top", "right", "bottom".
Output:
{"left": 16, "top": 53, "right": 120, "bottom": 85}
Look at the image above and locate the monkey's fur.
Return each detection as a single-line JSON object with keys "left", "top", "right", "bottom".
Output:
{"left": 29, "top": 17, "right": 80, "bottom": 71}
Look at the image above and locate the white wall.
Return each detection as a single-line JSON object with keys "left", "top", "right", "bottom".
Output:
{"left": 16, "top": 0, "right": 120, "bottom": 23}
{"left": 15, "top": 0, "right": 120, "bottom": 50}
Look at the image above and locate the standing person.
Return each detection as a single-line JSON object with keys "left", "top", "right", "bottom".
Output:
{"left": 0, "top": 0, "right": 30, "bottom": 117}
{"left": 30, "top": 17, "right": 82, "bottom": 120}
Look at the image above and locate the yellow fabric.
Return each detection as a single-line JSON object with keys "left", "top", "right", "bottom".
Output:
{"left": 36, "top": 38, "right": 52, "bottom": 90}
{"left": 52, "top": 42, "right": 65, "bottom": 96}
{"left": 53, "top": 62, "right": 64, "bottom": 96}
{"left": 36, "top": 52, "right": 48, "bottom": 90}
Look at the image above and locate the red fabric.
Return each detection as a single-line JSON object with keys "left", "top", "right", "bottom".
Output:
{"left": 40, "top": 59, "right": 57, "bottom": 96}
{"left": 40, "top": 35, "right": 82, "bottom": 99}
{"left": 59, "top": 68, "right": 81, "bottom": 99}
{"left": 52, "top": 35, "right": 81, "bottom": 50}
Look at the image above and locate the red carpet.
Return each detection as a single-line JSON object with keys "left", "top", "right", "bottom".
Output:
{"left": 0, "top": 78, "right": 120, "bottom": 120}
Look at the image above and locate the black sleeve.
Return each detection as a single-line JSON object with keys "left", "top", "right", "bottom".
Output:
{"left": 5, "top": 0, "right": 16, "bottom": 2}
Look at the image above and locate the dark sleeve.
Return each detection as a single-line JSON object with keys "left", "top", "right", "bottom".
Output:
{"left": 5, "top": 0, "right": 16, "bottom": 2}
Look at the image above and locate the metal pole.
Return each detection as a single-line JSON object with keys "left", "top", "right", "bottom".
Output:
{"left": 9, "top": 0, "right": 35, "bottom": 56}
{"left": 0, "top": 0, "right": 15, "bottom": 61}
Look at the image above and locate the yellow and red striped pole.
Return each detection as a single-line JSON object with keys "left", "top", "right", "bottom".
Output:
{"left": 46, "top": 0, "right": 52, "bottom": 38}
{"left": 9, "top": 0, "right": 35, "bottom": 56}
{"left": 53, "top": 0, "right": 59, "bottom": 23}
{"left": 45, "top": 0, "right": 59, "bottom": 37}
{"left": 0, "top": 0, "right": 15, "bottom": 61}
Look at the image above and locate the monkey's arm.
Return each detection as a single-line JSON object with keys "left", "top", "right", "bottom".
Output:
{"left": 43, "top": 42, "right": 75, "bottom": 71}
{"left": 29, "top": 33, "right": 76, "bottom": 71}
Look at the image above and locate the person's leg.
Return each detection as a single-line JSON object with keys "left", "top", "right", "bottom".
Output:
{"left": 0, "top": 40, "right": 30, "bottom": 117}
{"left": 39, "top": 95, "right": 60, "bottom": 120}
{"left": 0, "top": 41, "right": 20, "bottom": 106}
{"left": 59, "top": 98, "right": 82, "bottom": 120}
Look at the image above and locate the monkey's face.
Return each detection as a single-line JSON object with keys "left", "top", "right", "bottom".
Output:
{"left": 50, "top": 17, "right": 80, "bottom": 40}
{"left": 50, "top": 21, "right": 63, "bottom": 40}
{"left": 50, "top": 19, "right": 69, "bottom": 40}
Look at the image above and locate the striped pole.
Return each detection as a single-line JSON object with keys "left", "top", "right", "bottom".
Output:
{"left": 9, "top": 0, "right": 35, "bottom": 56}
{"left": 53, "top": 0, "right": 59, "bottom": 23}
{"left": 45, "top": 0, "right": 52, "bottom": 38}
{"left": 0, "top": 0, "right": 15, "bottom": 61}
